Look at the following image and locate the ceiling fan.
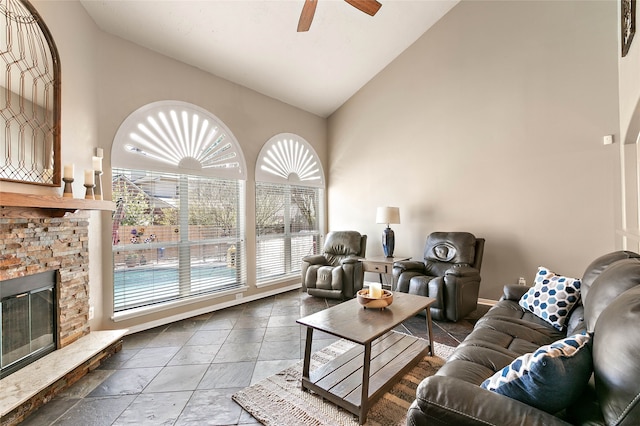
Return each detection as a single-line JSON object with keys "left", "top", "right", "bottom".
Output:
{"left": 297, "top": 0, "right": 382, "bottom": 32}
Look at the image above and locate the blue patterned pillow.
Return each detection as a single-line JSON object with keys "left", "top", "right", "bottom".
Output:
{"left": 481, "top": 333, "right": 592, "bottom": 413}
{"left": 519, "top": 267, "right": 581, "bottom": 330}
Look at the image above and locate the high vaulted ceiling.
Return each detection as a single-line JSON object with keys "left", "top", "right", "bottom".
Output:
{"left": 79, "top": 0, "right": 458, "bottom": 118}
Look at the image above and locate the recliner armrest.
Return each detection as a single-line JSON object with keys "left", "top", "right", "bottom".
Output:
{"left": 444, "top": 264, "right": 479, "bottom": 277}
{"left": 340, "top": 256, "right": 361, "bottom": 265}
{"left": 411, "top": 375, "right": 572, "bottom": 426}
{"left": 502, "top": 284, "right": 529, "bottom": 301}
{"left": 392, "top": 260, "right": 426, "bottom": 273}
{"left": 302, "top": 254, "right": 329, "bottom": 266}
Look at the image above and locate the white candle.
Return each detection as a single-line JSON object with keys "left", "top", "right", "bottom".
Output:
{"left": 92, "top": 156, "right": 102, "bottom": 172}
{"left": 370, "top": 282, "right": 382, "bottom": 299}
{"left": 84, "top": 169, "right": 94, "bottom": 186}
{"left": 63, "top": 164, "right": 74, "bottom": 179}
{"left": 95, "top": 147, "right": 104, "bottom": 158}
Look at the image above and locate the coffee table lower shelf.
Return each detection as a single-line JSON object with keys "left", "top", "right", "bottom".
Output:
{"left": 301, "top": 332, "right": 430, "bottom": 424}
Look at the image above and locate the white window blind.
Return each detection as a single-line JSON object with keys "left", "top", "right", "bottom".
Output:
{"left": 255, "top": 134, "right": 325, "bottom": 284}
{"left": 112, "top": 169, "right": 246, "bottom": 312}
{"left": 256, "top": 183, "right": 321, "bottom": 282}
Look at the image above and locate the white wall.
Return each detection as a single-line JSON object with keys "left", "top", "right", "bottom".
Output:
{"left": 620, "top": 1, "right": 640, "bottom": 145}
{"left": 328, "top": 0, "right": 619, "bottom": 299}
{"left": 617, "top": 0, "right": 640, "bottom": 252}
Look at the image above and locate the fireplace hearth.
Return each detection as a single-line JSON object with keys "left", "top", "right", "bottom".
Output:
{"left": 1, "top": 270, "right": 57, "bottom": 378}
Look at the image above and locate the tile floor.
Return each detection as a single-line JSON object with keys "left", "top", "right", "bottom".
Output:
{"left": 19, "top": 289, "right": 489, "bottom": 426}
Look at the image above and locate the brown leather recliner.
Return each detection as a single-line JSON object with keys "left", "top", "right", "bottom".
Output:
{"left": 301, "top": 230, "right": 367, "bottom": 300}
{"left": 393, "top": 231, "right": 484, "bottom": 322}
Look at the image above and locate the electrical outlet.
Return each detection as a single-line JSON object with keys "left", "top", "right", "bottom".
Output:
{"left": 88, "top": 305, "right": 95, "bottom": 320}
{"left": 603, "top": 134, "right": 614, "bottom": 145}
{"left": 235, "top": 293, "right": 243, "bottom": 300}
{"left": 518, "top": 277, "right": 527, "bottom": 286}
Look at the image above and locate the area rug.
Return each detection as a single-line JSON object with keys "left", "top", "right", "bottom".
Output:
{"left": 232, "top": 335, "right": 454, "bottom": 426}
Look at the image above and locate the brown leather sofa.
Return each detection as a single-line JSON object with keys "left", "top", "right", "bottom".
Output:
{"left": 393, "top": 232, "right": 484, "bottom": 322}
{"left": 301, "top": 230, "right": 367, "bottom": 300}
{"left": 407, "top": 250, "right": 640, "bottom": 425}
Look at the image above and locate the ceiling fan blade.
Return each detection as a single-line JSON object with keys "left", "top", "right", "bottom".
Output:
{"left": 297, "top": 0, "right": 318, "bottom": 32}
{"left": 344, "top": 0, "right": 382, "bottom": 16}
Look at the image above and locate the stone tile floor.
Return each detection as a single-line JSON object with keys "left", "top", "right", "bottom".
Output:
{"left": 20, "top": 289, "right": 490, "bottom": 425}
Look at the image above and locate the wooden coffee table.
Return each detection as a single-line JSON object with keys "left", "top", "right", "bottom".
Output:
{"left": 296, "top": 292, "right": 435, "bottom": 424}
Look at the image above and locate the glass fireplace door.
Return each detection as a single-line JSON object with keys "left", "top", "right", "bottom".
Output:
{"left": 0, "top": 270, "right": 56, "bottom": 378}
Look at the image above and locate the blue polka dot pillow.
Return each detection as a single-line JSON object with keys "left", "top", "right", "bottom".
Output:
{"left": 519, "top": 267, "right": 581, "bottom": 330}
{"left": 481, "top": 332, "right": 592, "bottom": 414}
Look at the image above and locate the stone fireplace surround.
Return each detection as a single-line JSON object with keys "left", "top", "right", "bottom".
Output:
{"left": 0, "top": 199, "right": 124, "bottom": 425}
{"left": 0, "top": 209, "right": 92, "bottom": 347}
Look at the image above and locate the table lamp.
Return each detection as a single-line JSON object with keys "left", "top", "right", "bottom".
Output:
{"left": 376, "top": 206, "right": 400, "bottom": 257}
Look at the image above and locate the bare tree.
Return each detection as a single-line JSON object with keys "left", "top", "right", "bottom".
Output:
{"left": 291, "top": 186, "right": 317, "bottom": 231}
{"left": 256, "top": 184, "right": 285, "bottom": 235}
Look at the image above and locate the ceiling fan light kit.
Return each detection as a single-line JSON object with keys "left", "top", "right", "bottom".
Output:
{"left": 297, "top": 0, "right": 382, "bottom": 32}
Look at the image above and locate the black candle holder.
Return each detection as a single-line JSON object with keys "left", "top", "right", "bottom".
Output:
{"left": 63, "top": 177, "right": 74, "bottom": 198}
{"left": 84, "top": 183, "right": 95, "bottom": 200}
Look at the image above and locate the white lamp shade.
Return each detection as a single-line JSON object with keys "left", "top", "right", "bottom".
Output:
{"left": 376, "top": 206, "right": 400, "bottom": 225}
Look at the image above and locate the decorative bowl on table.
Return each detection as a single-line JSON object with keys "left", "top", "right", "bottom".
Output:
{"left": 357, "top": 289, "right": 393, "bottom": 309}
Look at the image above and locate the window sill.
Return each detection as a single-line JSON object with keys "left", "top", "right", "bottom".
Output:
{"left": 111, "top": 286, "right": 249, "bottom": 322}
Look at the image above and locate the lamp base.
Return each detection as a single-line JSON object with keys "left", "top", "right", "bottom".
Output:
{"left": 382, "top": 227, "right": 395, "bottom": 257}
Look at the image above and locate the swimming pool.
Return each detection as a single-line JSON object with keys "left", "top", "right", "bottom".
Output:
{"left": 114, "top": 262, "right": 239, "bottom": 311}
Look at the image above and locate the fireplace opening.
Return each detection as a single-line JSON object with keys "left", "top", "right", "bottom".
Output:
{"left": 1, "top": 270, "right": 57, "bottom": 379}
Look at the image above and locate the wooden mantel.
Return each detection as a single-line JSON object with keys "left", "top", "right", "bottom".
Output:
{"left": 0, "top": 191, "right": 115, "bottom": 217}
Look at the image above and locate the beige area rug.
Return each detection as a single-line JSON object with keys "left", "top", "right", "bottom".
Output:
{"left": 232, "top": 334, "right": 454, "bottom": 426}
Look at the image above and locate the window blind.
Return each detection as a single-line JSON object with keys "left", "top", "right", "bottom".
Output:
{"left": 112, "top": 169, "right": 246, "bottom": 312}
{"left": 255, "top": 182, "right": 321, "bottom": 283}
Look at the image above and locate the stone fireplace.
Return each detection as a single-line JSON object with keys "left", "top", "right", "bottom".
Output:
{"left": 0, "top": 208, "right": 92, "bottom": 360}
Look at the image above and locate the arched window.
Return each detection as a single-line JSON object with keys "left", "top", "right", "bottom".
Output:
{"left": 255, "top": 133, "right": 325, "bottom": 285}
{"left": 111, "top": 101, "right": 247, "bottom": 316}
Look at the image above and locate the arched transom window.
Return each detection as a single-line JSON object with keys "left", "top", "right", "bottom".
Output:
{"left": 255, "top": 133, "right": 325, "bottom": 285}
{"left": 111, "top": 101, "right": 247, "bottom": 316}
{"left": 255, "top": 133, "right": 324, "bottom": 187}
